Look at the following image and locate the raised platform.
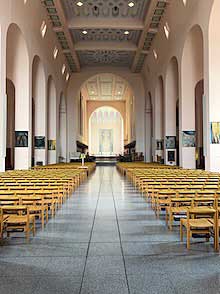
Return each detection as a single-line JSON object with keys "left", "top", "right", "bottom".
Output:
{"left": 95, "top": 155, "right": 118, "bottom": 166}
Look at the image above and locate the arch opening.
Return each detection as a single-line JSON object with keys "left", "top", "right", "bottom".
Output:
{"left": 32, "top": 56, "right": 47, "bottom": 166}
{"left": 77, "top": 73, "right": 136, "bottom": 159}
{"left": 6, "top": 23, "right": 30, "bottom": 170}
{"left": 89, "top": 106, "right": 124, "bottom": 156}
{"left": 6, "top": 79, "right": 15, "bottom": 170}
{"left": 165, "top": 57, "right": 179, "bottom": 166}
{"left": 181, "top": 25, "right": 204, "bottom": 169}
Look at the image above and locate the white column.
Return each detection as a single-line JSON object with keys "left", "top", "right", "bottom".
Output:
{"left": 59, "top": 105, "right": 67, "bottom": 162}
{"left": 48, "top": 88, "right": 57, "bottom": 165}
{"left": 0, "top": 29, "right": 6, "bottom": 171}
{"left": 144, "top": 97, "right": 152, "bottom": 162}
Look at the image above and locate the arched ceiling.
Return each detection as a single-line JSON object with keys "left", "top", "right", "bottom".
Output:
{"left": 81, "top": 73, "right": 130, "bottom": 101}
{"left": 42, "top": 0, "right": 168, "bottom": 73}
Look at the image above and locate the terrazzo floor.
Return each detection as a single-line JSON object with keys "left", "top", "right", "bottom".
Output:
{"left": 0, "top": 166, "right": 220, "bottom": 294}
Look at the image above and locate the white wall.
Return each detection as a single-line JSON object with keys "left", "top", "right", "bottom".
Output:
{"left": 0, "top": 0, "right": 68, "bottom": 170}
{"left": 142, "top": 0, "right": 213, "bottom": 170}
{"left": 208, "top": 0, "right": 220, "bottom": 171}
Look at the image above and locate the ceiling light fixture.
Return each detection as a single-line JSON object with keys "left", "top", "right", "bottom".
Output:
{"left": 82, "top": 30, "right": 88, "bottom": 35}
{"left": 77, "top": 1, "right": 83, "bottom": 7}
{"left": 124, "top": 31, "right": 129, "bottom": 35}
{"left": 128, "top": 1, "right": 135, "bottom": 7}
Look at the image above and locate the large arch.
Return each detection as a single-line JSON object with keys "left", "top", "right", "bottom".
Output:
{"left": 208, "top": 0, "right": 220, "bottom": 171}
{"left": 47, "top": 76, "right": 57, "bottom": 164}
{"left": 89, "top": 106, "right": 124, "bottom": 156}
{"left": 59, "top": 92, "right": 67, "bottom": 162}
{"left": 87, "top": 100, "right": 126, "bottom": 126}
{"left": 6, "top": 79, "right": 15, "bottom": 170}
{"left": 153, "top": 76, "right": 164, "bottom": 163}
{"left": 180, "top": 25, "right": 204, "bottom": 169}
{"left": 6, "top": 23, "right": 30, "bottom": 170}
{"left": 32, "top": 55, "right": 47, "bottom": 165}
{"left": 66, "top": 69, "right": 145, "bottom": 160}
{"left": 164, "top": 57, "right": 179, "bottom": 165}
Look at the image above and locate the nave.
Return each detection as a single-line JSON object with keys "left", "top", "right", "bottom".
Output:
{"left": 1, "top": 166, "right": 220, "bottom": 294}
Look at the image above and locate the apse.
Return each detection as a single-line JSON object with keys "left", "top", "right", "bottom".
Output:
{"left": 89, "top": 106, "right": 123, "bottom": 156}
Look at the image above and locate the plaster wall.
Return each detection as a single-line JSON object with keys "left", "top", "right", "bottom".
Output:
{"left": 0, "top": 0, "right": 68, "bottom": 170}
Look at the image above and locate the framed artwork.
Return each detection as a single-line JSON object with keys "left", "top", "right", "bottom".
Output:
{"left": 168, "top": 150, "right": 175, "bottom": 162}
{"left": 34, "top": 136, "right": 45, "bottom": 149}
{"left": 156, "top": 139, "right": 163, "bottom": 150}
{"left": 15, "top": 131, "right": 28, "bottom": 147}
{"left": 165, "top": 136, "right": 176, "bottom": 149}
{"left": 210, "top": 122, "right": 220, "bottom": 144}
{"left": 48, "top": 140, "right": 56, "bottom": 150}
{"left": 182, "top": 131, "right": 196, "bottom": 147}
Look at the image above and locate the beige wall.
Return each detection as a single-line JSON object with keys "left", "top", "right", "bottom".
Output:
{"left": 0, "top": 0, "right": 68, "bottom": 170}
{"left": 142, "top": 0, "right": 217, "bottom": 170}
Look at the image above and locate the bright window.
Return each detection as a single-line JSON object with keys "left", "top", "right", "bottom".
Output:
{"left": 62, "top": 64, "right": 66, "bottom": 75}
{"left": 40, "top": 21, "right": 47, "bottom": 38}
{"left": 53, "top": 47, "right": 59, "bottom": 59}
{"left": 153, "top": 49, "right": 158, "bottom": 60}
{"left": 164, "top": 22, "right": 170, "bottom": 39}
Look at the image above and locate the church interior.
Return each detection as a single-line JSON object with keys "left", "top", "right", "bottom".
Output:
{"left": 0, "top": 0, "right": 220, "bottom": 293}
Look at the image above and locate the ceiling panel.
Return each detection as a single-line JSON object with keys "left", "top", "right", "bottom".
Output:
{"left": 62, "top": 0, "right": 149, "bottom": 20}
{"left": 100, "top": 82, "right": 113, "bottom": 96}
{"left": 86, "top": 81, "right": 99, "bottom": 96}
{"left": 83, "top": 74, "right": 129, "bottom": 101}
{"left": 42, "top": 0, "right": 168, "bottom": 73}
{"left": 71, "top": 29, "right": 141, "bottom": 45}
{"left": 78, "top": 50, "right": 134, "bottom": 67}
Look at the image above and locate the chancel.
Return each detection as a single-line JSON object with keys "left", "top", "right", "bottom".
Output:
{"left": 1, "top": 0, "right": 220, "bottom": 293}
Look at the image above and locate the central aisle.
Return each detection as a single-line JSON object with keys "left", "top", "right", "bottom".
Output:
{"left": 1, "top": 167, "right": 219, "bottom": 294}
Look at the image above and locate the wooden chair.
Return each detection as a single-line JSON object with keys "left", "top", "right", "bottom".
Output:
{"left": 19, "top": 194, "right": 48, "bottom": 229}
{"left": 166, "top": 197, "right": 193, "bottom": 230}
{"left": 155, "top": 190, "right": 176, "bottom": 218}
{"left": 0, "top": 208, "right": 8, "bottom": 241}
{"left": 2, "top": 206, "right": 35, "bottom": 242}
{"left": 180, "top": 207, "right": 217, "bottom": 250}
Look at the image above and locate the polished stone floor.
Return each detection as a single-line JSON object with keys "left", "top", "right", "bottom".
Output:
{"left": 0, "top": 166, "right": 220, "bottom": 294}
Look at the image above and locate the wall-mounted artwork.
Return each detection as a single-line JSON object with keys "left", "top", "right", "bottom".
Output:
{"left": 156, "top": 139, "right": 163, "bottom": 150}
{"left": 48, "top": 140, "right": 56, "bottom": 150}
{"left": 210, "top": 122, "right": 220, "bottom": 144}
{"left": 168, "top": 150, "right": 175, "bottom": 162}
{"left": 165, "top": 136, "right": 176, "bottom": 149}
{"left": 34, "top": 136, "right": 45, "bottom": 149}
{"left": 15, "top": 131, "right": 28, "bottom": 147}
{"left": 182, "top": 131, "right": 196, "bottom": 147}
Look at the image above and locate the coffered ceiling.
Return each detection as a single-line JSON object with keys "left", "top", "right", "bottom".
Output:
{"left": 42, "top": 0, "right": 168, "bottom": 73}
{"left": 81, "top": 74, "right": 129, "bottom": 101}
